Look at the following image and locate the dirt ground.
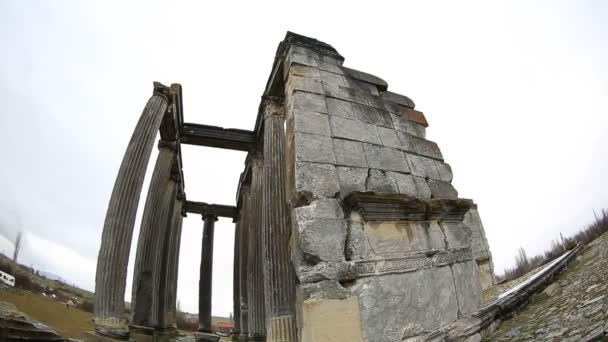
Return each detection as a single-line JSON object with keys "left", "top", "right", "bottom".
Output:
{"left": 0, "top": 288, "right": 93, "bottom": 339}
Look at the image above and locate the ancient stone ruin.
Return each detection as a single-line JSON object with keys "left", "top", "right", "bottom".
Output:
{"left": 93, "top": 32, "right": 495, "bottom": 342}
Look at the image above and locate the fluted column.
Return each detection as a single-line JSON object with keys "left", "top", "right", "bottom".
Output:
{"left": 239, "top": 186, "right": 252, "bottom": 342}
{"left": 232, "top": 217, "right": 242, "bottom": 340}
{"left": 247, "top": 156, "right": 266, "bottom": 341}
{"left": 130, "top": 141, "right": 177, "bottom": 331}
{"left": 199, "top": 213, "right": 218, "bottom": 333}
{"left": 165, "top": 193, "right": 185, "bottom": 329}
{"left": 154, "top": 174, "right": 183, "bottom": 330}
{"left": 261, "top": 99, "right": 297, "bottom": 342}
{"left": 95, "top": 83, "right": 170, "bottom": 338}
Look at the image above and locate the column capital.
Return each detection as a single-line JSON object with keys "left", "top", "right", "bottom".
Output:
{"left": 261, "top": 96, "right": 284, "bottom": 122}
{"left": 202, "top": 213, "right": 219, "bottom": 222}
{"left": 153, "top": 81, "right": 172, "bottom": 100}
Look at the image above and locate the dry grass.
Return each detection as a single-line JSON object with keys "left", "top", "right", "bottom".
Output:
{"left": 497, "top": 208, "right": 608, "bottom": 283}
{"left": 0, "top": 288, "right": 93, "bottom": 339}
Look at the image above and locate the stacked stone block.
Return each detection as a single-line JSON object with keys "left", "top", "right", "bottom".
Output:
{"left": 279, "top": 33, "right": 494, "bottom": 342}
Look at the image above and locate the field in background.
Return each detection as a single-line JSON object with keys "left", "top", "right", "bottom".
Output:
{"left": 0, "top": 288, "right": 93, "bottom": 339}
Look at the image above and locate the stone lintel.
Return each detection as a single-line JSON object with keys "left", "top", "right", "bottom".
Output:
{"left": 343, "top": 192, "right": 474, "bottom": 222}
{"left": 181, "top": 123, "right": 255, "bottom": 151}
{"left": 185, "top": 201, "right": 237, "bottom": 220}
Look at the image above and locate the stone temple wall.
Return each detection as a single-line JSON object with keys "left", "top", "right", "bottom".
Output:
{"left": 279, "top": 35, "right": 495, "bottom": 342}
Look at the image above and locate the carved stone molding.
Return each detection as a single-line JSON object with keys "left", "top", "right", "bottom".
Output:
{"left": 343, "top": 192, "right": 474, "bottom": 222}
{"left": 351, "top": 247, "right": 474, "bottom": 278}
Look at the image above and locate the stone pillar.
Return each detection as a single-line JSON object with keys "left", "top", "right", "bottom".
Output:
{"left": 239, "top": 186, "right": 252, "bottom": 342}
{"left": 247, "top": 156, "right": 266, "bottom": 341}
{"left": 261, "top": 99, "right": 297, "bottom": 342}
{"left": 232, "top": 217, "right": 242, "bottom": 340}
{"left": 166, "top": 193, "right": 185, "bottom": 329}
{"left": 94, "top": 83, "right": 170, "bottom": 338}
{"left": 130, "top": 141, "right": 177, "bottom": 332}
{"left": 154, "top": 175, "right": 183, "bottom": 331}
{"left": 199, "top": 213, "right": 218, "bottom": 333}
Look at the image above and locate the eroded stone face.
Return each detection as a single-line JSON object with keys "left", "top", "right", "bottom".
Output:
{"left": 284, "top": 38, "right": 489, "bottom": 342}
{"left": 353, "top": 268, "right": 459, "bottom": 342}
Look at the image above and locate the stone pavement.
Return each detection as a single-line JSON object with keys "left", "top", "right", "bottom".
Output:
{"left": 488, "top": 232, "right": 608, "bottom": 341}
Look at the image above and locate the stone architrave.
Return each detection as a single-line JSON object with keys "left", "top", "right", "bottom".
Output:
{"left": 261, "top": 98, "right": 297, "bottom": 342}
{"left": 130, "top": 140, "right": 177, "bottom": 331}
{"left": 94, "top": 83, "right": 170, "bottom": 338}
{"left": 199, "top": 213, "right": 218, "bottom": 333}
{"left": 239, "top": 186, "right": 251, "bottom": 341}
{"left": 247, "top": 156, "right": 266, "bottom": 341}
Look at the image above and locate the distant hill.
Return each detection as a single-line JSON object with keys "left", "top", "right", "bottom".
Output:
{"left": 37, "top": 270, "right": 66, "bottom": 283}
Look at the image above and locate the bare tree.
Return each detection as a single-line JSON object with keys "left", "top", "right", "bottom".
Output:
{"left": 13, "top": 232, "right": 22, "bottom": 263}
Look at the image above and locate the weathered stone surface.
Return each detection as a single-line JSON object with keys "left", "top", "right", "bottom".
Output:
{"left": 286, "top": 75, "right": 323, "bottom": 95}
{"left": 381, "top": 91, "right": 415, "bottom": 108}
{"left": 363, "top": 143, "right": 410, "bottom": 172}
{"left": 377, "top": 126, "right": 402, "bottom": 149}
{"left": 440, "top": 222, "right": 472, "bottom": 249}
{"left": 301, "top": 297, "right": 365, "bottom": 342}
{"left": 408, "top": 135, "right": 443, "bottom": 160}
{"left": 391, "top": 113, "right": 426, "bottom": 138}
{"left": 294, "top": 198, "right": 344, "bottom": 222}
{"left": 351, "top": 102, "right": 393, "bottom": 128}
{"left": 407, "top": 154, "right": 452, "bottom": 182}
{"left": 296, "top": 219, "right": 348, "bottom": 262}
{"left": 319, "top": 69, "right": 347, "bottom": 87}
{"left": 366, "top": 169, "right": 398, "bottom": 193}
{"left": 95, "top": 90, "right": 169, "bottom": 337}
{"left": 262, "top": 104, "right": 297, "bottom": 342}
{"left": 289, "top": 91, "right": 327, "bottom": 114}
{"left": 294, "top": 132, "right": 336, "bottom": 164}
{"left": 295, "top": 161, "right": 340, "bottom": 200}
{"left": 451, "top": 261, "right": 481, "bottom": 316}
{"left": 333, "top": 138, "right": 368, "bottom": 167}
{"left": 288, "top": 64, "right": 321, "bottom": 78}
{"left": 477, "top": 260, "right": 494, "bottom": 292}
{"left": 405, "top": 109, "right": 428, "bottom": 127}
{"left": 353, "top": 267, "right": 459, "bottom": 342}
{"left": 286, "top": 52, "right": 318, "bottom": 69}
{"left": 295, "top": 261, "right": 351, "bottom": 283}
{"left": 363, "top": 221, "right": 445, "bottom": 257}
{"left": 300, "top": 280, "right": 350, "bottom": 300}
{"left": 345, "top": 212, "right": 373, "bottom": 260}
{"left": 336, "top": 166, "right": 368, "bottom": 196}
{"left": 293, "top": 111, "right": 331, "bottom": 136}
{"left": 325, "top": 97, "right": 351, "bottom": 118}
{"left": 342, "top": 66, "right": 388, "bottom": 91}
{"left": 329, "top": 115, "right": 382, "bottom": 145}
{"left": 427, "top": 179, "right": 458, "bottom": 199}
{"left": 387, "top": 172, "right": 431, "bottom": 199}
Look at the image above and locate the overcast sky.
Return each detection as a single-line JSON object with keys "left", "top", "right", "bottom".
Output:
{"left": 1, "top": 1, "right": 607, "bottom": 316}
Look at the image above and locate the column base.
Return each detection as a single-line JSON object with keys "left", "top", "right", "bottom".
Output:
{"left": 266, "top": 315, "right": 297, "bottom": 342}
{"left": 94, "top": 318, "right": 130, "bottom": 340}
{"left": 194, "top": 331, "right": 220, "bottom": 342}
{"left": 239, "top": 332, "right": 250, "bottom": 341}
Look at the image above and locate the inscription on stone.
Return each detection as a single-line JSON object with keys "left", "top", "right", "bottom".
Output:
{"left": 351, "top": 247, "right": 473, "bottom": 278}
